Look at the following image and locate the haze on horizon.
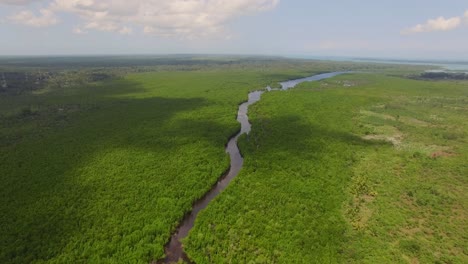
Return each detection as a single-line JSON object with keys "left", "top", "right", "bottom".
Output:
{"left": 1, "top": 0, "right": 468, "bottom": 60}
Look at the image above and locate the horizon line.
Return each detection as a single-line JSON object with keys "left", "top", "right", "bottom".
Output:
{"left": 1, "top": 53, "right": 468, "bottom": 64}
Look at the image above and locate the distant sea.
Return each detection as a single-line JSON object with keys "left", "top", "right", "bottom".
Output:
{"left": 288, "top": 55, "right": 468, "bottom": 71}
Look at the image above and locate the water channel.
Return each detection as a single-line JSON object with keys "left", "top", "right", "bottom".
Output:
{"left": 159, "top": 72, "right": 346, "bottom": 263}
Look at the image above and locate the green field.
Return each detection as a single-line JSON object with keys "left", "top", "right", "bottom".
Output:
{"left": 0, "top": 57, "right": 466, "bottom": 263}
{"left": 185, "top": 74, "right": 467, "bottom": 263}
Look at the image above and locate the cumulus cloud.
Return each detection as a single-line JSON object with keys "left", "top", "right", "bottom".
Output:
{"left": 4, "top": 0, "right": 279, "bottom": 37}
{"left": 402, "top": 14, "right": 462, "bottom": 34}
{"left": 8, "top": 8, "right": 58, "bottom": 27}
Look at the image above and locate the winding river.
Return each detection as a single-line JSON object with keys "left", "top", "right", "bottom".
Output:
{"left": 158, "top": 72, "right": 346, "bottom": 263}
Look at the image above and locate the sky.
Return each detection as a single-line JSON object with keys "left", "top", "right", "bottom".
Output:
{"left": 0, "top": 0, "right": 468, "bottom": 60}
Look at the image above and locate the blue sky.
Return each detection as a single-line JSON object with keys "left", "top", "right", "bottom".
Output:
{"left": 1, "top": 0, "right": 467, "bottom": 59}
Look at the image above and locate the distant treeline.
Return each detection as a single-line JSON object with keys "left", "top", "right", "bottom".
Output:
{"left": 0, "top": 71, "right": 116, "bottom": 95}
{"left": 0, "top": 55, "right": 284, "bottom": 68}
{"left": 0, "top": 72, "right": 52, "bottom": 94}
{"left": 418, "top": 71, "right": 468, "bottom": 80}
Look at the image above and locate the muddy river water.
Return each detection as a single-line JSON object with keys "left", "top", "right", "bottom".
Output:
{"left": 158, "top": 72, "right": 346, "bottom": 263}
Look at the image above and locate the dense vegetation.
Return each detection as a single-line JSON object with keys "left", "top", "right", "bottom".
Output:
{"left": 2, "top": 56, "right": 463, "bottom": 263}
{"left": 0, "top": 57, "right": 385, "bottom": 263}
{"left": 185, "top": 74, "right": 467, "bottom": 263}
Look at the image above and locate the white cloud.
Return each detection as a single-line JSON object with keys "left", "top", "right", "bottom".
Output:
{"left": 5, "top": 0, "right": 279, "bottom": 38}
{"left": 83, "top": 20, "right": 119, "bottom": 32}
{"left": 0, "top": 0, "right": 44, "bottom": 5}
{"left": 118, "top": 26, "right": 132, "bottom": 35}
{"left": 8, "top": 8, "right": 58, "bottom": 27}
{"left": 73, "top": 26, "right": 86, "bottom": 34}
{"left": 304, "top": 40, "right": 372, "bottom": 51}
{"left": 402, "top": 15, "right": 461, "bottom": 34}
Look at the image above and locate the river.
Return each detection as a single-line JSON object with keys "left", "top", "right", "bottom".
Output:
{"left": 158, "top": 71, "right": 346, "bottom": 263}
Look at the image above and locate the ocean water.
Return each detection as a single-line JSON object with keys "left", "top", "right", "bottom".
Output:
{"left": 288, "top": 55, "right": 468, "bottom": 72}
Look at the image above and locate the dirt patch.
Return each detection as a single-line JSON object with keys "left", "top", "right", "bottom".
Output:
{"left": 450, "top": 205, "right": 466, "bottom": 222}
{"left": 401, "top": 194, "right": 417, "bottom": 210}
{"left": 400, "top": 226, "right": 422, "bottom": 236}
{"left": 429, "top": 114, "right": 443, "bottom": 121}
{"left": 363, "top": 133, "right": 403, "bottom": 146}
{"left": 430, "top": 151, "right": 456, "bottom": 159}
{"left": 403, "top": 256, "right": 420, "bottom": 264}
{"left": 341, "top": 80, "right": 356, "bottom": 87}
{"left": 360, "top": 110, "right": 396, "bottom": 121}
{"left": 372, "top": 104, "right": 386, "bottom": 109}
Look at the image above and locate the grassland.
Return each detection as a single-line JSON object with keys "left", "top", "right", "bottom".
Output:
{"left": 0, "top": 58, "right": 380, "bottom": 263}
{"left": 185, "top": 74, "right": 467, "bottom": 263}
